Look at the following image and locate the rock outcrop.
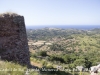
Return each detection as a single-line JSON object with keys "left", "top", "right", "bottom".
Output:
{"left": 0, "top": 13, "right": 30, "bottom": 66}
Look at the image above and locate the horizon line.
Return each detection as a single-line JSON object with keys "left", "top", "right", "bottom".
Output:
{"left": 26, "top": 25, "right": 100, "bottom": 26}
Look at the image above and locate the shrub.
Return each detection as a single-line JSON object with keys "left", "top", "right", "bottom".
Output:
{"left": 50, "top": 43, "right": 65, "bottom": 51}
{"left": 38, "top": 51, "right": 47, "bottom": 57}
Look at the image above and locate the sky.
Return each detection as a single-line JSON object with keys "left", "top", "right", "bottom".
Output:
{"left": 0, "top": 0, "right": 100, "bottom": 26}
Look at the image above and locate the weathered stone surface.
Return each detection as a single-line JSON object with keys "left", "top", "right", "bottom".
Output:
{"left": 0, "top": 13, "right": 30, "bottom": 66}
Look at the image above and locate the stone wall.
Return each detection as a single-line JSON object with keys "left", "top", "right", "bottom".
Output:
{"left": 0, "top": 13, "right": 30, "bottom": 66}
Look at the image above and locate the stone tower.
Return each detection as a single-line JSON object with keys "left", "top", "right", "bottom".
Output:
{"left": 0, "top": 13, "right": 30, "bottom": 66}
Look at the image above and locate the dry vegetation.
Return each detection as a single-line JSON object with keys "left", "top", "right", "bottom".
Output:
{"left": 0, "top": 12, "right": 19, "bottom": 17}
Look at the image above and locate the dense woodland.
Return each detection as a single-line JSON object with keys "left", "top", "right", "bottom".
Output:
{"left": 26, "top": 28, "right": 100, "bottom": 75}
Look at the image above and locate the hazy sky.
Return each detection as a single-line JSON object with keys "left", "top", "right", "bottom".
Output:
{"left": 0, "top": 0, "right": 100, "bottom": 26}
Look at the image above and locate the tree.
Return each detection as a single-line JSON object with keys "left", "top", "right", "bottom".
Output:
{"left": 38, "top": 51, "right": 47, "bottom": 57}
{"left": 74, "top": 59, "right": 85, "bottom": 67}
{"left": 63, "top": 55, "right": 71, "bottom": 64}
{"left": 50, "top": 44, "right": 65, "bottom": 51}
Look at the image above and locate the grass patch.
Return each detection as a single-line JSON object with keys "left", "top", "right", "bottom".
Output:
{"left": 0, "top": 60, "right": 38, "bottom": 75}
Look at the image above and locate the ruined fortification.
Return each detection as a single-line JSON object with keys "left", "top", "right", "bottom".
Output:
{"left": 0, "top": 13, "right": 30, "bottom": 66}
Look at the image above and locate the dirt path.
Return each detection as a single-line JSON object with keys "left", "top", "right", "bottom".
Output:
{"left": 31, "top": 61, "right": 42, "bottom": 68}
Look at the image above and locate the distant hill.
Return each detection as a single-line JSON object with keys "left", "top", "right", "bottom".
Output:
{"left": 27, "top": 28, "right": 100, "bottom": 52}
{"left": 26, "top": 25, "right": 100, "bottom": 30}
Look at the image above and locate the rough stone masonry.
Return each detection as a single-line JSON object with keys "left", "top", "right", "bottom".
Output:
{"left": 0, "top": 13, "right": 30, "bottom": 66}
